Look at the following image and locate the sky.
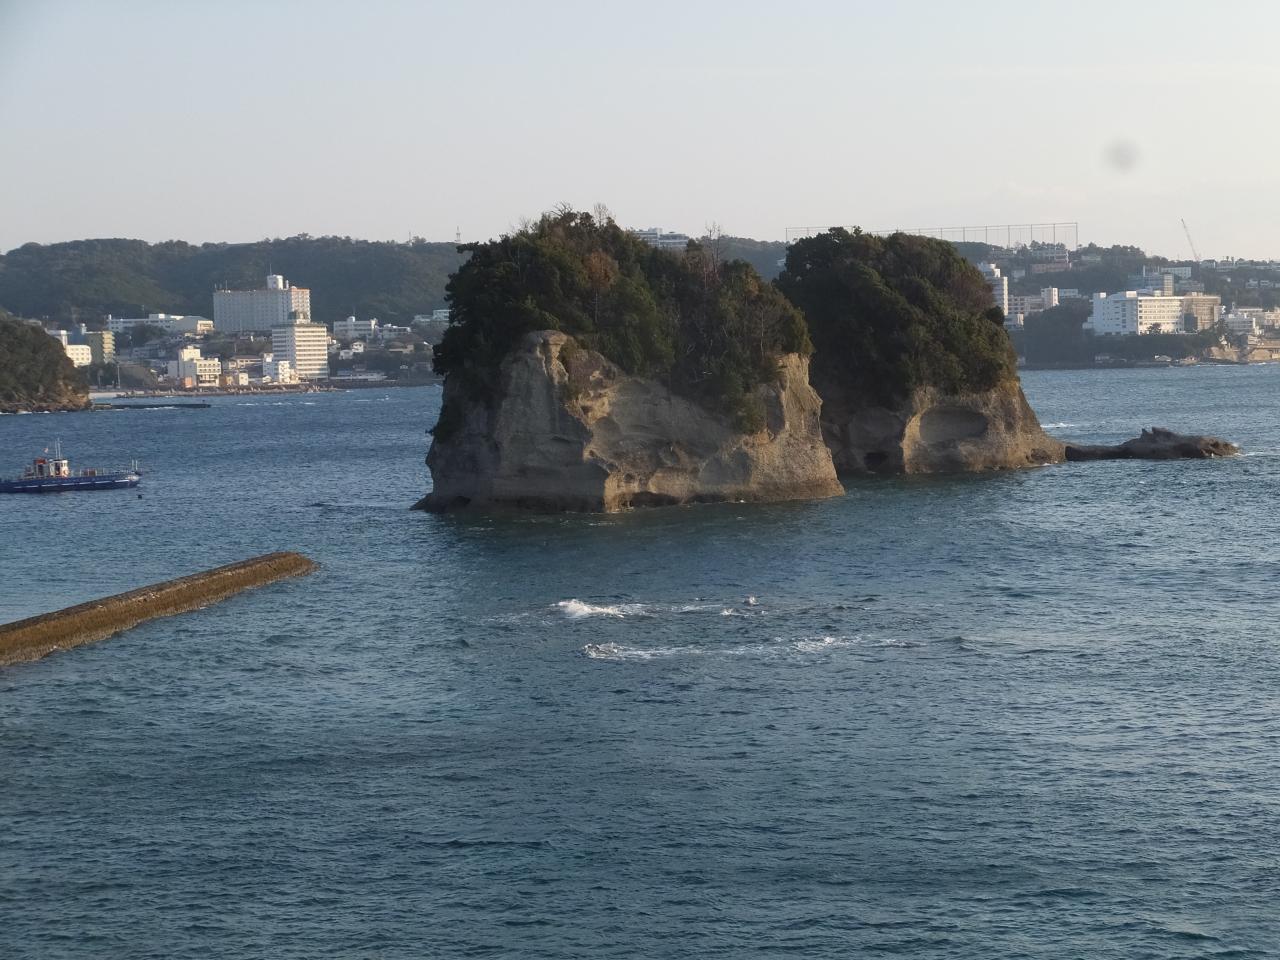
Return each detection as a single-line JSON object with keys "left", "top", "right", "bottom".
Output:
{"left": 2, "top": 0, "right": 1278, "bottom": 258}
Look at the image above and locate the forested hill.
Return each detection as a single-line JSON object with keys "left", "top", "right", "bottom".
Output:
{"left": 0, "top": 236, "right": 467, "bottom": 326}
{"left": 0, "top": 234, "right": 791, "bottom": 328}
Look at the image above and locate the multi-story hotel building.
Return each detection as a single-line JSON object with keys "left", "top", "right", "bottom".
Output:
{"left": 1086, "top": 292, "right": 1185, "bottom": 336}
{"left": 271, "top": 319, "right": 330, "bottom": 380}
{"left": 214, "top": 275, "right": 311, "bottom": 334}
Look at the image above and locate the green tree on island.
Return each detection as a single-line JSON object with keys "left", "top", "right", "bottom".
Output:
{"left": 776, "top": 229, "right": 1016, "bottom": 406}
{"left": 433, "top": 208, "right": 808, "bottom": 429}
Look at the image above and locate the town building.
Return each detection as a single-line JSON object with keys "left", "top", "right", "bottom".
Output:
{"left": 46, "top": 329, "right": 70, "bottom": 347}
{"left": 1008, "top": 287, "right": 1060, "bottom": 318}
{"left": 64, "top": 343, "right": 92, "bottom": 367}
{"left": 1029, "top": 246, "right": 1071, "bottom": 275}
{"left": 977, "top": 263, "right": 1009, "bottom": 316}
{"left": 630, "top": 228, "right": 692, "bottom": 250}
{"left": 1086, "top": 292, "right": 1185, "bottom": 336}
{"left": 1086, "top": 290, "right": 1222, "bottom": 336}
{"left": 213, "top": 275, "right": 311, "bottom": 334}
{"left": 166, "top": 345, "right": 222, "bottom": 385}
{"left": 333, "top": 316, "right": 379, "bottom": 340}
{"left": 106, "top": 313, "right": 213, "bottom": 336}
{"left": 271, "top": 318, "right": 330, "bottom": 380}
{"left": 260, "top": 353, "right": 298, "bottom": 384}
{"left": 376, "top": 324, "right": 412, "bottom": 339}
{"left": 1181, "top": 293, "right": 1223, "bottom": 331}
{"left": 1224, "top": 312, "right": 1259, "bottom": 337}
{"left": 85, "top": 330, "right": 115, "bottom": 365}
{"left": 1127, "top": 272, "right": 1175, "bottom": 296}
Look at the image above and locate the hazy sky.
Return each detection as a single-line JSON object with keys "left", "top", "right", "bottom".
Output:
{"left": 2, "top": 0, "right": 1278, "bottom": 258}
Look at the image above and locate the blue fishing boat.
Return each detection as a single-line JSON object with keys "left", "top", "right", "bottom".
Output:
{"left": 0, "top": 442, "right": 140, "bottom": 493}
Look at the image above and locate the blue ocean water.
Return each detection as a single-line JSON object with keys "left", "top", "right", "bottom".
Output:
{"left": 2, "top": 368, "right": 1280, "bottom": 959}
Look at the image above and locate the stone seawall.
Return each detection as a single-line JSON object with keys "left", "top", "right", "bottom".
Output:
{"left": 0, "top": 551, "right": 318, "bottom": 667}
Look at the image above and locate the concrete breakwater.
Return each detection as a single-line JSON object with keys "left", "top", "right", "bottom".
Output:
{"left": 0, "top": 551, "right": 317, "bottom": 667}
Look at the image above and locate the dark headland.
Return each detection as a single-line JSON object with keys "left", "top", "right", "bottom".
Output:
{"left": 0, "top": 311, "right": 91, "bottom": 414}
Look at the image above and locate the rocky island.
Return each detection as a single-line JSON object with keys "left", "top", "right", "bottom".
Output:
{"left": 417, "top": 210, "right": 841, "bottom": 512}
{"left": 777, "top": 229, "right": 1067, "bottom": 473}
{"left": 417, "top": 212, "right": 1237, "bottom": 513}
{"left": 0, "top": 311, "right": 90, "bottom": 413}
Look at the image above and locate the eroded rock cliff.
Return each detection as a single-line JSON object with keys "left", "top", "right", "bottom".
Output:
{"left": 816, "top": 377, "right": 1067, "bottom": 474}
{"left": 416, "top": 331, "right": 844, "bottom": 513}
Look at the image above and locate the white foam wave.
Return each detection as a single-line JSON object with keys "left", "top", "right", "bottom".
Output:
{"left": 582, "top": 642, "right": 695, "bottom": 660}
{"left": 555, "top": 599, "right": 758, "bottom": 619}
{"left": 1041, "top": 422, "right": 1079, "bottom": 430}
{"left": 556, "top": 599, "right": 647, "bottom": 619}
{"left": 582, "top": 634, "right": 912, "bottom": 662}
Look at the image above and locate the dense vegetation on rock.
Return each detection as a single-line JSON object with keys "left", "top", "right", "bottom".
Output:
{"left": 777, "top": 229, "right": 1015, "bottom": 406}
{"left": 0, "top": 236, "right": 464, "bottom": 325}
{"left": 0, "top": 310, "right": 88, "bottom": 412}
{"left": 433, "top": 210, "right": 809, "bottom": 429}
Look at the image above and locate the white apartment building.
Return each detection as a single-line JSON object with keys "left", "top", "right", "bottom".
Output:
{"left": 64, "top": 343, "right": 92, "bottom": 367}
{"left": 166, "top": 345, "right": 222, "bottom": 385}
{"left": 106, "top": 313, "right": 214, "bottom": 336}
{"left": 271, "top": 321, "right": 330, "bottom": 380}
{"left": 213, "top": 275, "right": 312, "bottom": 334}
{"left": 333, "top": 316, "right": 379, "bottom": 340}
{"left": 260, "top": 353, "right": 299, "bottom": 384}
{"left": 1086, "top": 292, "right": 1186, "bottom": 336}
{"left": 47, "top": 329, "right": 70, "bottom": 346}
{"left": 977, "top": 263, "right": 1009, "bottom": 315}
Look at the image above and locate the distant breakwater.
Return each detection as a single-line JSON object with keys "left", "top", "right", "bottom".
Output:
{"left": 0, "top": 552, "right": 317, "bottom": 667}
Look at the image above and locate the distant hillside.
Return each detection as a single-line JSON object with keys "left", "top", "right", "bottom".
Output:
{"left": 0, "top": 311, "right": 89, "bottom": 413}
{"left": 713, "top": 236, "right": 787, "bottom": 280}
{"left": 0, "top": 236, "right": 466, "bottom": 326}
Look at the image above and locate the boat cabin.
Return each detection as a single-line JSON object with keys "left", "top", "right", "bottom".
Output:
{"left": 26, "top": 457, "right": 71, "bottom": 479}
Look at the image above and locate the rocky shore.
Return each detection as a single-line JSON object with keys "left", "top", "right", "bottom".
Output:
{"left": 1065, "top": 427, "right": 1239, "bottom": 462}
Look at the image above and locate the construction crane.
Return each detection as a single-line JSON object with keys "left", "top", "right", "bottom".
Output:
{"left": 1181, "top": 218, "right": 1201, "bottom": 263}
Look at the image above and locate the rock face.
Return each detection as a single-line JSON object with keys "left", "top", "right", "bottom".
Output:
{"left": 416, "top": 331, "right": 844, "bottom": 513}
{"left": 816, "top": 378, "right": 1067, "bottom": 474}
{"left": 1065, "top": 427, "right": 1239, "bottom": 461}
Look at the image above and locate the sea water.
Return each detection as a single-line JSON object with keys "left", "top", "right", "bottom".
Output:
{"left": 2, "top": 368, "right": 1280, "bottom": 958}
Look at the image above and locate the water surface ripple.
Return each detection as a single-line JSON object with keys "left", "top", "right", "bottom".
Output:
{"left": 2, "top": 368, "right": 1279, "bottom": 958}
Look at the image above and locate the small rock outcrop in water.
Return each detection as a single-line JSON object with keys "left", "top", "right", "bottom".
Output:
{"left": 416, "top": 331, "right": 843, "bottom": 513}
{"left": 1065, "top": 427, "right": 1239, "bottom": 462}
